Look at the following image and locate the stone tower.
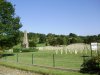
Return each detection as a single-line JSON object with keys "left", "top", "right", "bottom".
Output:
{"left": 22, "top": 30, "right": 29, "bottom": 48}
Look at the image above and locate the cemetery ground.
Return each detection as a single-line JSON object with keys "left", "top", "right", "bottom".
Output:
{"left": 0, "top": 48, "right": 97, "bottom": 75}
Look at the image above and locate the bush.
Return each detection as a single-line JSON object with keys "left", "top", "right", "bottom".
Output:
{"left": 80, "top": 56, "right": 100, "bottom": 74}
{"left": 13, "top": 47, "right": 38, "bottom": 53}
{"left": 21, "top": 47, "right": 38, "bottom": 52}
{"left": 29, "top": 41, "right": 36, "bottom": 47}
{"left": 13, "top": 48, "right": 21, "bottom": 52}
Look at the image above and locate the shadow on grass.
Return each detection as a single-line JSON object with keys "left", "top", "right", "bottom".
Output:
{"left": 0, "top": 53, "right": 14, "bottom": 57}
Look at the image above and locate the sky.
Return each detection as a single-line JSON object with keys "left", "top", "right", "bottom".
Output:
{"left": 8, "top": 0, "right": 100, "bottom": 35}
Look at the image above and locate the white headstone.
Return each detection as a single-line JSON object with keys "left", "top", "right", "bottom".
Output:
{"left": 75, "top": 50, "right": 77, "bottom": 54}
{"left": 61, "top": 49, "right": 63, "bottom": 54}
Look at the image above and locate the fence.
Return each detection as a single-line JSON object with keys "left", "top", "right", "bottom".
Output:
{"left": 0, "top": 50, "right": 92, "bottom": 69}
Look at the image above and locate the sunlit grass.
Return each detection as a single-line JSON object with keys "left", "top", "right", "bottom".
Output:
{"left": 1, "top": 50, "right": 96, "bottom": 69}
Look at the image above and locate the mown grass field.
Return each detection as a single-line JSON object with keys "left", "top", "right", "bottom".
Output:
{"left": 0, "top": 47, "right": 98, "bottom": 75}
{"left": 1, "top": 50, "right": 95, "bottom": 69}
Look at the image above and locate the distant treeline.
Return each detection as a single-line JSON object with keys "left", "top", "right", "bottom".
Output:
{"left": 21, "top": 32, "right": 100, "bottom": 47}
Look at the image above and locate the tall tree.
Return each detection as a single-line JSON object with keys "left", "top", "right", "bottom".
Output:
{"left": 46, "top": 33, "right": 56, "bottom": 46}
{"left": 0, "top": 0, "right": 22, "bottom": 50}
{"left": 39, "top": 34, "right": 46, "bottom": 43}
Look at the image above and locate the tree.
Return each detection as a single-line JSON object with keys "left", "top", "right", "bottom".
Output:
{"left": 46, "top": 33, "right": 55, "bottom": 46}
{"left": 84, "top": 35, "right": 98, "bottom": 44}
{"left": 97, "top": 34, "right": 100, "bottom": 42}
{"left": 29, "top": 41, "right": 36, "bottom": 47}
{"left": 0, "top": 0, "right": 22, "bottom": 50}
{"left": 69, "top": 33, "right": 77, "bottom": 38}
{"left": 56, "top": 36, "right": 64, "bottom": 45}
{"left": 68, "top": 33, "right": 84, "bottom": 44}
{"left": 39, "top": 34, "right": 46, "bottom": 43}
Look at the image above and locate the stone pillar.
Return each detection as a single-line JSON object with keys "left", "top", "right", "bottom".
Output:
{"left": 22, "top": 30, "right": 29, "bottom": 48}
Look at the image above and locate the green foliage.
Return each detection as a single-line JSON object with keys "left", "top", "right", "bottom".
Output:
{"left": 69, "top": 33, "right": 77, "bottom": 37}
{"left": 38, "top": 34, "right": 46, "bottom": 43}
{"left": 68, "top": 33, "right": 83, "bottom": 44}
{"left": 13, "top": 47, "right": 38, "bottom": 52}
{"left": 13, "top": 48, "right": 21, "bottom": 52}
{"left": 46, "top": 33, "right": 55, "bottom": 45}
{"left": 21, "top": 48, "right": 38, "bottom": 52}
{"left": 27, "top": 32, "right": 100, "bottom": 46}
{"left": 46, "top": 33, "right": 68, "bottom": 46}
{"left": 80, "top": 56, "right": 100, "bottom": 74}
{"left": 36, "top": 43, "right": 46, "bottom": 47}
{"left": 28, "top": 32, "right": 46, "bottom": 44}
{"left": 0, "top": 0, "right": 22, "bottom": 50}
{"left": 56, "top": 37, "right": 64, "bottom": 45}
{"left": 84, "top": 35, "right": 98, "bottom": 44}
{"left": 29, "top": 41, "right": 36, "bottom": 47}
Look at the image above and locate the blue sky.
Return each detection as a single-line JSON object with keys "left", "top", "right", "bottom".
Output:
{"left": 8, "top": 0, "right": 100, "bottom": 35}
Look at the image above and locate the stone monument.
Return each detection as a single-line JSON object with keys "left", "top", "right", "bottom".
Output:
{"left": 22, "top": 30, "right": 29, "bottom": 48}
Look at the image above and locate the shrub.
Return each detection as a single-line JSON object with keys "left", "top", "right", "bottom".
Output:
{"left": 13, "top": 47, "right": 38, "bottom": 53}
{"left": 13, "top": 48, "right": 21, "bottom": 52}
{"left": 29, "top": 41, "right": 36, "bottom": 47}
{"left": 80, "top": 56, "right": 100, "bottom": 74}
{"left": 21, "top": 47, "right": 38, "bottom": 52}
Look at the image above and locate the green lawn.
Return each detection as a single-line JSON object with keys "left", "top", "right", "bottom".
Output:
{"left": 0, "top": 50, "right": 97, "bottom": 75}
{"left": 0, "top": 61, "right": 92, "bottom": 75}
{"left": 1, "top": 50, "right": 94, "bottom": 69}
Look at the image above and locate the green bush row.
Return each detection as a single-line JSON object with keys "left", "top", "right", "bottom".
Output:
{"left": 13, "top": 47, "right": 38, "bottom": 52}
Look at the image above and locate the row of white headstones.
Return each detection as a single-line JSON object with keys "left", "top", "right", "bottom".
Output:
{"left": 55, "top": 48, "right": 98, "bottom": 54}
{"left": 38, "top": 43, "right": 99, "bottom": 55}
{"left": 37, "top": 46, "right": 98, "bottom": 55}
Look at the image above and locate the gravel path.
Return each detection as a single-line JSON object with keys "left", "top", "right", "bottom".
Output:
{"left": 0, "top": 66, "right": 42, "bottom": 75}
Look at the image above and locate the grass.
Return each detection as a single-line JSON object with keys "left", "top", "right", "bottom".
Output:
{"left": 0, "top": 50, "right": 97, "bottom": 75}
{"left": 1, "top": 50, "right": 96, "bottom": 69}
{"left": 0, "top": 43, "right": 98, "bottom": 75}
{"left": 0, "top": 61, "right": 92, "bottom": 75}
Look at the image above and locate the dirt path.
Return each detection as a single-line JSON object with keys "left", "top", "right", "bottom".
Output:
{"left": 0, "top": 66, "right": 42, "bottom": 75}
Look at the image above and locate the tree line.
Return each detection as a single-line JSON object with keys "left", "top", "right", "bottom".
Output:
{"left": 27, "top": 32, "right": 100, "bottom": 47}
